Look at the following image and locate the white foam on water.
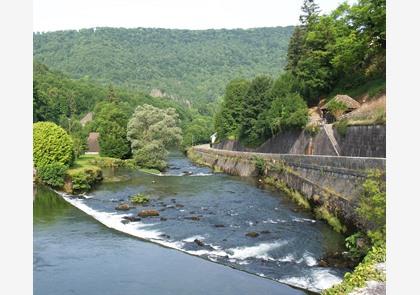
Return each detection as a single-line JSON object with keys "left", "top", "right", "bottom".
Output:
{"left": 262, "top": 219, "right": 278, "bottom": 224}
{"left": 292, "top": 217, "right": 316, "bottom": 223}
{"left": 278, "top": 268, "right": 343, "bottom": 293}
{"left": 228, "top": 241, "right": 287, "bottom": 260}
{"left": 277, "top": 254, "right": 295, "bottom": 263}
{"left": 183, "top": 235, "right": 206, "bottom": 242}
{"left": 60, "top": 195, "right": 187, "bottom": 251}
{"left": 193, "top": 173, "right": 213, "bottom": 176}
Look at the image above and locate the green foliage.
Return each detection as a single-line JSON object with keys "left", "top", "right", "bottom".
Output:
{"left": 33, "top": 122, "right": 74, "bottom": 168}
{"left": 323, "top": 169, "right": 386, "bottom": 294}
{"left": 34, "top": 27, "right": 293, "bottom": 104}
{"left": 253, "top": 156, "right": 266, "bottom": 176}
{"left": 304, "top": 124, "right": 320, "bottom": 136}
{"left": 326, "top": 100, "right": 348, "bottom": 118}
{"left": 130, "top": 194, "right": 150, "bottom": 204}
{"left": 335, "top": 119, "right": 349, "bottom": 137}
{"left": 127, "top": 104, "right": 183, "bottom": 170}
{"left": 37, "top": 163, "right": 67, "bottom": 187}
{"left": 315, "top": 206, "right": 347, "bottom": 233}
{"left": 267, "top": 93, "right": 309, "bottom": 134}
{"left": 182, "top": 115, "right": 213, "bottom": 147}
{"left": 67, "top": 166, "right": 103, "bottom": 193}
{"left": 214, "top": 72, "right": 308, "bottom": 147}
{"left": 263, "top": 177, "right": 311, "bottom": 210}
{"left": 239, "top": 75, "right": 274, "bottom": 147}
{"left": 285, "top": 0, "right": 386, "bottom": 105}
{"left": 33, "top": 61, "right": 194, "bottom": 125}
{"left": 357, "top": 170, "right": 386, "bottom": 237}
{"left": 214, "top": 79, "right": 250, "bottom": 140}
{"left": 345, "top": 232, "right": 370, "bottom": 261}
{"left": 322, "top": 245, "right": 385, "bottom": 295}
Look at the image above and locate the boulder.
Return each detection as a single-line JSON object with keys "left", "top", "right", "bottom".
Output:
{"left": 160, "top": 217, "right": 168, "bottom": 221}
{"left": 260, "top": 230, "right": 271, "bottom": 234}
{"left": 214, "top": 224, "right": 225, "bottom": 228}
{"left": 138, "top": 210, "right": 160, "bottom": 217}
{"left": 115, "top": 203, "right": 130, "bottom": 211}
{"left": 122, "top": 216, "right": 142, "bottom": 222}
{"left": 194, "top": 239, "right": 205, "bottom": 247}
{"left": 175, "top": 204, "right": 184, "bottom": 208}
{"left": 246, "top": 232, "right": 259, "bottom": 238}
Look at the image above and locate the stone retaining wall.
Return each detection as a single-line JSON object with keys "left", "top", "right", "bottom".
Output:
{"left": 214, "top": 125, "right": 386, "bottom": 158}
{"left": 188, "top": 146, "right": 385, "bottom": 231}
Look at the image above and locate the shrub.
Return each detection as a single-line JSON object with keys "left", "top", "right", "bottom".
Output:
{"left": 253, "top": 156, "right": 266, "bottom": 176}
{"left": 67, "top": 167, "right": 103, "bottom": 193}
{"left": 33, "top": 122, "right": 74, "bottom": 168}
{"left": 315, "top": 206, "right": 347, "bottom": 233}
{"left": 326, "top": 100, "right": 348, "bottom": 119}
{"left": 37, "top": 163, "right": 67, "bottom": 187}
{"left": 335, "top": 119, "right": 349, "bottom": 137}
{"left": 304, "top": 124, "right": 320, "bottom": 136}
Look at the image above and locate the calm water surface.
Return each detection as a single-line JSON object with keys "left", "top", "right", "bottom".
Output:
{"left": 34, "top": 152, "right": 347, "bottom": 294}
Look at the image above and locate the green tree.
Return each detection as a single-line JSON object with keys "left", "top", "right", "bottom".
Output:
{"left": 91, "top": 102, "right": 131, "bottom": 159}
{"left": 127, "top": 104, "right": 182, "bottom": 170}
{"left": 266, "top": 93, "right": 309, "bottom": 135}
{"left": 239, "top": 75, "right": 274, "bottom": 146}
{"left": 183, "top": 115, "right": 213, "bottom": 147}
{"left": 214, "top": 79, "right": 250, "bottom": 140}
{"left": 33, "top": 122, "right": 74, "bottom": 168}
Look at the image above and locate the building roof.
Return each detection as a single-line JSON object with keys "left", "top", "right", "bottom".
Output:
{"left": 87, "top": 132, "right": 100, "bottom": 153}
{"left": 321, "top": 95, "right": 361, "bottom": 110}
{"left": 80, "top": 112, "right": 93, "bottom": 126}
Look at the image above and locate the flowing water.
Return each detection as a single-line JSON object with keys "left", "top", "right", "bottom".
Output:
{"left": 34, "top": 152, "right": 348, "bottom": 294}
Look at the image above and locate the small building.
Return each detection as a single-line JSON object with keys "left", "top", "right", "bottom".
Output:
{"left": 80, "top": 112, "right": 93, "bottom": 127}
{"left": 320, "top": 95, "right": 361, "bottom": 123}
{"left": 86, "top": 132, "right": 100, "bottom": 154}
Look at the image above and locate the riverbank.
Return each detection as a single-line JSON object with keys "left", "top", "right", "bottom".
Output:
{"left": 187, "top": 145, "right": 386, "bottom": 294}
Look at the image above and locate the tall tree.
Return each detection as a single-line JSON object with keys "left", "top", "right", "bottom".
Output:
{"left": 127, "top": 104, "right": 182, "bottom": 170}
{"left": 239, "top": 76, "right": 273, "bottom": 146}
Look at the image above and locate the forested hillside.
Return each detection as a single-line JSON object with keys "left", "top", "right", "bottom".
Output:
{"left": 33, "top": 26, "right": 293, "bottom": 104}
{"left": 33, "top": 61, "right": 191, "bottom": 124}
{"left": 214, "top": 0, "right": 386, "bottom": 147}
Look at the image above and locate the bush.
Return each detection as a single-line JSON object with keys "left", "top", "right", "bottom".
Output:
{"left": 335, "top": 119, "right": 349, "bottom": 137}
{"left": 33, "top": 122, "right": 74, "bottom": 168}
{"left": 67, "top": 167, "right": 103, "bottom": 193}
{"left": 37, "top": 163, "right": 67, "bottom": 187}
{"left": 326, "top": 100, "right": 348, "bottom": 119}
{"left": 253, "top": 156, "right": 266, "bottom": 176}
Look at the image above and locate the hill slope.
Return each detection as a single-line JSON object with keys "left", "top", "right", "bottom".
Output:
{"left": 33, "top": 26, "right": 293, "bottom": 104}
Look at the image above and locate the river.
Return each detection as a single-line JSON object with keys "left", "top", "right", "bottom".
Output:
{"left": 34, "top": 152, "right": 348, "bottom": 294}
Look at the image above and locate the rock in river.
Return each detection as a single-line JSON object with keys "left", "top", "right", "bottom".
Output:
{"left": 138, "top": 210, "right": 160, "bottom": 217}
{"left": 115, "top": 203, "right": 130, "bottom": 211}
{"left": 246, "top": 232, "right": 259, "bottom": 238}
{"left": 194, "top": 239, "right": 205, "bottom": 247}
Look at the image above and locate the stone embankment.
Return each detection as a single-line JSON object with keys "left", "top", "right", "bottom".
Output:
{"left": 188, "top": 144, "right": 385, "bottom": 232}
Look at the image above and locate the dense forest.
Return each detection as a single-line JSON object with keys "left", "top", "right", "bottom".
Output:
{"left": 33, "top": 27, "right": 293, "bottom": 105}
{"left": 214, "top": 0, "right": 386, "bottom": 147}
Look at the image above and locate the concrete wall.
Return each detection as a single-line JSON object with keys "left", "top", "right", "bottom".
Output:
{"left": 214, "top": 125, "right": 386, "bottom": 158}
{"left": 188, "top": 146, "right": 385, "bottom": 231}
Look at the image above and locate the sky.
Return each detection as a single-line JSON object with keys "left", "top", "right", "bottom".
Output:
{"left": 34, "top": 0, "right": 355, "bottom": 32}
